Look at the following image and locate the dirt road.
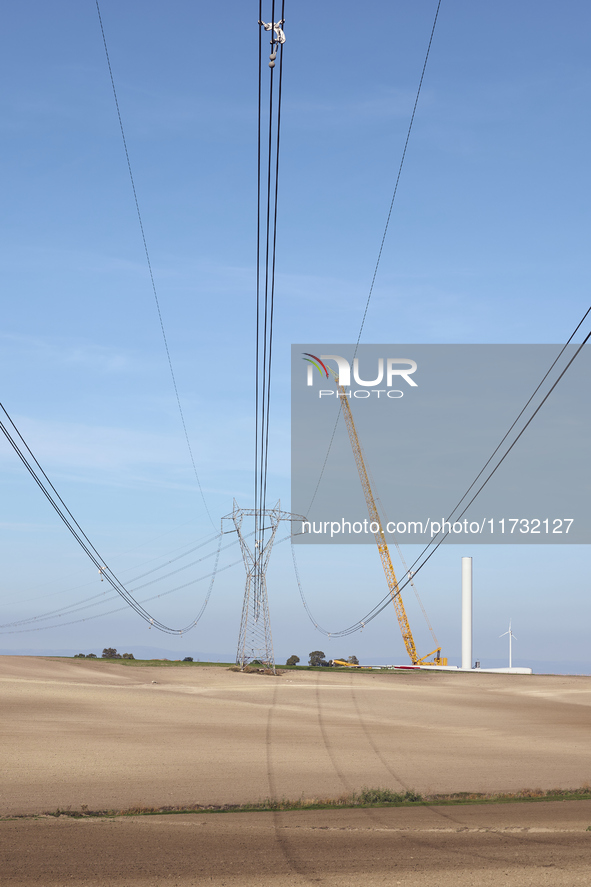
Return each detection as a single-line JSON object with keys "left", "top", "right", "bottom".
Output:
{"left": 3, "top": 802, "right": 591, "bottom": 886}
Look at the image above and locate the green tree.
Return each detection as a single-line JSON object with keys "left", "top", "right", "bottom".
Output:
{"left": 102, "top": 648, "right": 120, "bottom": 659}
{"left": 348, "top": 655, "right": 359, "bottom": 665}
{"left": 308, "top": 650, "right": 326, "bottom": 667}
{"left": 122, "top": 653, "right": 134, "bottom": 659}
{"left": 286, "top": 655, "right": 300, "bottom": 667}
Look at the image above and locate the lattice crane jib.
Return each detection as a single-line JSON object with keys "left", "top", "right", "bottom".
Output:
{"left": 336, "top": 382, "right": 444, "bottom": 666}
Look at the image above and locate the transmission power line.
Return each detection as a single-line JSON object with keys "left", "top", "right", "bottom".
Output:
{"left": 0, "top": 402, "right": 218, "bottom": 636}
{"left": 0, "top": 533, "right": 236, "bottom": 630}
{"left": 308, "top": 0, "right": 443, "bottom": 513}
{"left": 3, "top": 8, "right": 290, "bottom": 644}
{"left": 295, "top": 0, "right": 445, "bottom": 633}
{"left": 95, "top": 1, "right": 214, "bottom": 529}
{"left": 0, "top": 541, "right": 227, "bottom": 636}
{"left": 293, "top": 313, "right": 591, "bottom": 638}
{"left": 293, "top": 0, "right": 587, "bottom": 643}
{"left": 11, "top": 528, "right": 223, "bottom": 610}
{"left": 225, "top": 6, "right": 289, "bottom": 673}
{"left": 356, "top": 0, "right": 442, "bottom": 347}
{"left": 2, "top": 531, "right": 296, "bottom": 636}
{"left": 255, "top": 0, "right": 286, "bottom": 534}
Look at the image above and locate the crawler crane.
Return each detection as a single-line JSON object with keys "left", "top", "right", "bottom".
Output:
{"left": 332, "top": 370, "right": 446, "bottom": 666}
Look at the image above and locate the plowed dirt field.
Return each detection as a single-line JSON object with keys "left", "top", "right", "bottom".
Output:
{"left": 2, "top": 656, "right": 591, "bottom": 885}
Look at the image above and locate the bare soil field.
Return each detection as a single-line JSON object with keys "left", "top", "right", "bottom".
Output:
{"left": 2, "top": 656, "right": 591, "bottom": 884}
{"left": 3, "top": 802, "right": 591, "bottom": 886}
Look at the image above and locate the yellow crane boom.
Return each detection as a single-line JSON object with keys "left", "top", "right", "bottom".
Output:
{"left": 335, "top": 379, "right": 446, "bottom": 666}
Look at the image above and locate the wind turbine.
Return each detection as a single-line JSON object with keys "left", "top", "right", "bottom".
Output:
{"left": 500, "top": 620, "right": 516, "bottom": 668}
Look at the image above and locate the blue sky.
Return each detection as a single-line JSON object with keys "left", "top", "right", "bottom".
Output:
{"left": 0, "top": 1, "right": 589, "bottom": 669}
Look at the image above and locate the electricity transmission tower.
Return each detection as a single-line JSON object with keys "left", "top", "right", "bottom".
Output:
{"left": 223, "top": 500, "right": 303, "bottom": 672}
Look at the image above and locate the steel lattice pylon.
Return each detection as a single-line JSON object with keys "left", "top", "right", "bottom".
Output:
{"left": 223, "top": 500, "right": 304, "bottom": 672}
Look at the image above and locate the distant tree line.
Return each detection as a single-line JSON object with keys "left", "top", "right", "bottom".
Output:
{"left": 73, "top": 648, "right": 134, "bottom": 659}
{"left": 73, "top": 650, "right": 197, "bottom": 662}
{"left": 101, "top": 648, "right": 134, "bottom": 659}
{"left": 284, "top": 652, "right": 359, "bottom": 667}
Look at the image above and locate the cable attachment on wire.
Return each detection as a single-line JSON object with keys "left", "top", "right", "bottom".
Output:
{"left": 254, "top": 2, "right": 286, "bottom": 552}
{"left": 259, "top": 19, "right": 285, "bottom": 66}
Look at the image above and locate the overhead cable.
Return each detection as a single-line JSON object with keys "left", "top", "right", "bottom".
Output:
{"left": 255, "top": 1, "right": 286, "bottom": 542}
{"left": 356, "top": 0, "right": 442, "bottom": 346}
{"left": 308, "top": 0, "right": 442, "bottom": 512}
{"left": 0, "top": 536, "right": 226, "bottom": 636}
{"left": 1, "top": 531, "right": 295, "bottom": 636}
{"left": 95, "top": 1, "right": 214, "bottom": 528}
{"left": 13, "top": 528, "right": 223, "bottom": 608}
{"left": 0, "top": 531, "right": 242, "bottom": 630}
{"left": 294, "top": 315, "right": 591, "bottom": 637}
{"left": 0, "top": 402, "right": 217, "bottom": 635}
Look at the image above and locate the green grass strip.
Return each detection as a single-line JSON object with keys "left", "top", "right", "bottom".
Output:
{"left": 4, "top": 786, "right": 591, "bottom": 822}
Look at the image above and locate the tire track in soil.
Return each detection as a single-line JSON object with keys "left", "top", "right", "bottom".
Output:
{"left": 343, "top": 673, "right": 425, "bottom": 825}
{"left": 348, "top": 673, "right": 408, "bottom": 790}
{"left": 312, "top": 672, "right": 397, "bottom": 835}
{"left": 264, "top": 671, "right": 363, "bottom": 881}
{"left": 314, "top": 672, "right": 354, "bottom": 794}
{"left": 347, "top": 673, "right": 470, "bottom": 828}
{"left": 266, "top": 672, "right": 531, "bottom": 877}
{"left": 265, "top": 679, "right": 316, "bottom": 884}
{"left": 345, "top": 675, "right": 550, "bottom": 866}
{"left": 265, "top": 670, "right": 381, "bottom": 877}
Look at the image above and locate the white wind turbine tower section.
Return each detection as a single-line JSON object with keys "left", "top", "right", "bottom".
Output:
{"left": 461, "top": 557, "right": 473, "bottom": 670}
{"left": 500, "top": 620, "right": 517, "bottom": 668}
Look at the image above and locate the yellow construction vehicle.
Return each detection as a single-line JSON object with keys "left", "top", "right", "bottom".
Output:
{"left": 332, "top": 659, "right": 372, "bottom": 669}
{"left": 332, "top": 371, "right": 446, "bottom": 667}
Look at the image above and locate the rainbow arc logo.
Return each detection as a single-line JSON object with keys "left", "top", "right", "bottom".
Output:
{"left": 302, "top": 352, "right": 329, "bottom": 379}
